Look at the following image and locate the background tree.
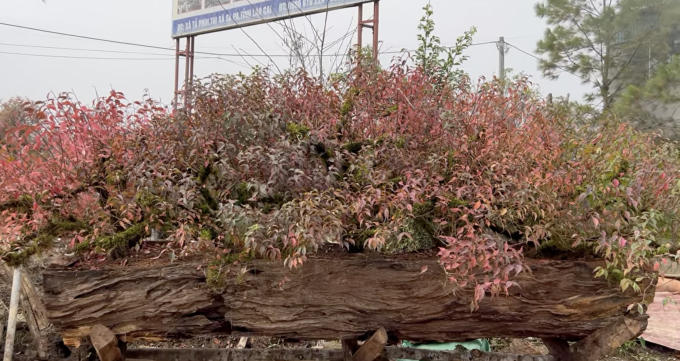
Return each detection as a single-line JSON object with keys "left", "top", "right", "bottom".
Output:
{"left": 535, "top": 0, "right": 680, "bottom": 110}
{"left": 613, "top": 55, "right": 680, "bottom": 140}
{"left": 412, "top": 3, "right": 476, "bottom": 87}
{"left": 0, "top": 97, "right": 37, "bottom": 139}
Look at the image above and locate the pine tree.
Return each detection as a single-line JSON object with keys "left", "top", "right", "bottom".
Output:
{"left": 535, "top": 0, "right": 680, "bottom": 110}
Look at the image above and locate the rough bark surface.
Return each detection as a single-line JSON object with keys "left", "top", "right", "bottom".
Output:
{"left": 42, "top": 255, "right": 651, "bottom": 345}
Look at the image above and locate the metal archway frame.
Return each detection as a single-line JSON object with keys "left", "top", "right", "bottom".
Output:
{"left": 172, "top": 1, "right": 380, "bottom": 111}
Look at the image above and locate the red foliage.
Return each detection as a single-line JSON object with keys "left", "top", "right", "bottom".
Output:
{"left": 0, "top": 63, "right": 678, "bottom": 308}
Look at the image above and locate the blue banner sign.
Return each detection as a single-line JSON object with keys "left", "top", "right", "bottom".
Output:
{"left": 172, "top": 0, "right": 373, "bottom": 38}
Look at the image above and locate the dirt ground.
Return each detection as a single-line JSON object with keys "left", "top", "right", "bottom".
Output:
{"left": 1, "top": 271, "right": 679, "bottom": 361}
{"left": 490, "top": 338, "right": 679, "bottom": 361}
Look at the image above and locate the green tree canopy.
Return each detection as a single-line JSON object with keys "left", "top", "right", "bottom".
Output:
{"left": 535, "top": 0, "right": 680, "bottom": 109}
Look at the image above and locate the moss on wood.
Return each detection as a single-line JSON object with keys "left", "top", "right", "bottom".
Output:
{"left": 74, "top": 222, "right": 147, "bottom": 256}
{"left": 1, "top": 217, "right": 91, "bottom": 266}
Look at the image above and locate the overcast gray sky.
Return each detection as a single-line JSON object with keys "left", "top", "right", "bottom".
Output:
{"left": 1, "top": 0, "right": 589, "bottom": 105}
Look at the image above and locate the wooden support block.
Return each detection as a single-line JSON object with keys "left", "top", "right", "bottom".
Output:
{"left": 236, "top": 337, "right": 248, "bottom": 349}
{"left": 90, "top": 324, "right": 123, "bottom": 361}
{"left": 352, "top": 327, "right": 387, "bottom": 361}
{"left": 542, "top": 339, "right": 574, "bottom": 361}
{"left": 543, "top": 316, "right": 647, "bottom": 361}
{"left": 342, "top": 338, "right": 359, "bottom": 361}
{"left": 574, "top": 316, "right": 646, "bottom": 361}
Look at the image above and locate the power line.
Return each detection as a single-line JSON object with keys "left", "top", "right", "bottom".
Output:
{"left": 0, "top": 42, "right": 175, "bottom": 57}
{"left": 0, "top": 50, "right": 178, "bottom": 60}
{"left": 505, "top": 42, "right": 586, "bottom": 81}
{"left": 0, "top": 22, "right": 302, "bottom": 58}
{"left": 0, "top": 21, "right": 500, "bottom": 59}
{"left": 0, "top": 22, "right": 174, "bottom": 52}
{"left": 381, "top": 40, "right": 499, "bottom": 54}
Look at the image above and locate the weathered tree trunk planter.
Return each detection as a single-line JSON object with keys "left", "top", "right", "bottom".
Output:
{"left": 42, "top": 252, "right": 651, "bottom": 349}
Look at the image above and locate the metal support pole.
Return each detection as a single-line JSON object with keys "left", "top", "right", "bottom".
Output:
{"left": 173, "top": 36, "right": 195, "bottom": 111}
{"left": 189, "top": 37, "right": 195, "bottom": 86}
{"left": 186, "top": 36, "right": 195, "bottom": 111}
{"left": 173, "top": 38, "right": 181, "bottom": 110}
{"left": 3, "top": 268, "right": 21, "bottom": 361}
{"left": 498, "top": 36, "right": 505, "bottom": 80}
{"left": 356, "top": 1, "right": 380, "bottom": 62}
{"left": 183, "top": 37, "right": 191, "bottom": 109}
{"left": 372, "top": 1, "right": 379, "bottom": 61}
{"left": 357, "top": 4, "right": 363, "bottom": 52}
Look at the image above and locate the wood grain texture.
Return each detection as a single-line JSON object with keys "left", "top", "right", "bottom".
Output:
{"left": 640, "top": 291, "right": 680, "bottom": 351}
{"left": 42, "top": 255, "right": 651, "bottom": 345}
{"left": 43, "top": 263, "right": 230, "bottom": 343}
{"left": 90, "top": 324, "right": 123, "bottom": 361}
{"left": 353, "top": 327, "right": 387, "bottom": 361}
{"left": 544, "top": 315, "right": 647, "bottom": 361}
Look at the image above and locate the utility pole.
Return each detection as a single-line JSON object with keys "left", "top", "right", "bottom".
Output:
{"left": 497, "top": 36, "right": 506, "bottom": 90}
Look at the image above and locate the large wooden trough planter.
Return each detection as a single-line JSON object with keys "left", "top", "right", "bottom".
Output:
{"left": 41, "top": 252, "right": 653, "bottom": 361}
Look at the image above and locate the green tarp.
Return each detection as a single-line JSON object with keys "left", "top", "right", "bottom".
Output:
{"left": 398, "top": 339, "right": 491, "bottom": 361}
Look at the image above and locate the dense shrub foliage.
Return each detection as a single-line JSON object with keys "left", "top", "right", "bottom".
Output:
{"left": 0, "top": 61, "right": 678, "bottom": 308}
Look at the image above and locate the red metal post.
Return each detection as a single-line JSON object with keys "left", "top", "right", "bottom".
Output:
{"left": 173, "top": 38, "right": 181, "bottom": 110}
{"left": 183, "top": 37, "right": 191, "bottom": 109}
{"left": 188, "top": 36, "right": 195, "bottom": 110}
{"left": 372, "top": 1, "right": 379, "bottom": 61}
{"left": 173, "top": 36, "right": 196, "bottom": 111}
{"left": 357, "top": 4, "right": 363, "bottom": 52}
{"left": 189, "top": 37, "right": 195, "bottom": 85}
{"left": 356, "top": 1, "right": 380, "bottom": 62}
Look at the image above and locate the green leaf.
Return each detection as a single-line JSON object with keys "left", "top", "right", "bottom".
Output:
{"left": 621, "top": 278, "right": 630, "bottom": 292}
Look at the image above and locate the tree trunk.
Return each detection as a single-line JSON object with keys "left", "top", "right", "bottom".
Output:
{"left": 41, "top": 254, "right": 652, "bottom": 346}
